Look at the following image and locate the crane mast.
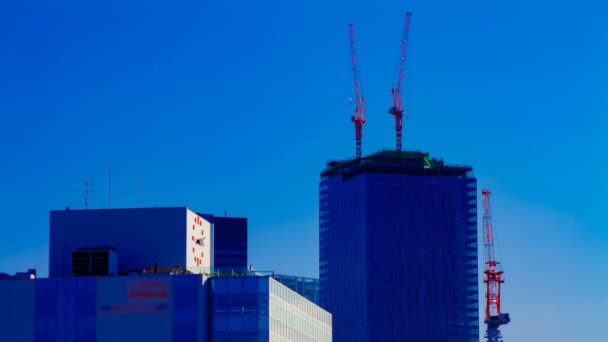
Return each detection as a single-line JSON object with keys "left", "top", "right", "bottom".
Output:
{"left": 348, "top": 23, "right": 366, "bottom": 159}
{"left": 482, "top": 189, "right": 511, "bottom": 342}
{"left": 388, "top": 12, "right": 412, "bottom": 151}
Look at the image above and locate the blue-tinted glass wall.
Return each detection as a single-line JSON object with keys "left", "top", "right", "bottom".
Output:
{"left": 0, "top": 275, "right": 209, "bottom": 342}
{"left": 35, "top": 278, "right": 97, "bottom": 341}
{"left": 200, "top": 215, "right": 248, "bottom": 274}
{"left": 209, "top": 277, "right": 269, "bottom": 341}
{"left": 319, "top": 151, "right": 479, "bottom": 341}
{"left": 209, "top": 276, "right": 331, "bottom": 342}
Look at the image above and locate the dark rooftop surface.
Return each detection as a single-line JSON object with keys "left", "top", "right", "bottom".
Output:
{"left": 321, "top": 150, "right": 474, "bottom": 181}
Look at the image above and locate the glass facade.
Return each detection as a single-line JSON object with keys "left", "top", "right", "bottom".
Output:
{"left": 209, "top": 277, "right": 331, "bottom": 342}
{"left": 0, "top": 275, "right": 209, "bottom": 342}
{"left": 269, "top": 278, "right": 331, "bottom": 342}
{"left": 209, "top": 277, "right": 270, "bottom": 341}
{"left": 319, "top": 151, "right": 479, "bottom": 341}
{"left": 271, "top": 274, "right": 320, "bottom": 305}
{"left": 34, "top": 277, "right": 97, "bottom": 341}
{"left": 2, "top": 275, "right": 331, "bottom": 342}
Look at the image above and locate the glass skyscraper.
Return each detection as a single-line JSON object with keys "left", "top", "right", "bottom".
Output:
{"left": 319, "top": 150, "right": 478, "bottom": 341}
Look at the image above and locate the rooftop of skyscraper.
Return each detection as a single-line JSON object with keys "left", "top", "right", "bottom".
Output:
{"left": 321, "top": 150, "right": 474, "bottom": 180}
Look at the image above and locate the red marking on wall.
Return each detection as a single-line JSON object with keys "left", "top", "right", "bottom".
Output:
{"left": 128, "top": 281, "right": 169, "bottom": 301}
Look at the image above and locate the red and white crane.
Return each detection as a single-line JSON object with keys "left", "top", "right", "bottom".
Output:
{"left": 348, "top": 23, "right": 366, "bottom": 159}
{"left": 482, "top": 189, "right": 511, "bottom": 342}
{"left": 388, "top": 12, "right": 412, "bottom": 151}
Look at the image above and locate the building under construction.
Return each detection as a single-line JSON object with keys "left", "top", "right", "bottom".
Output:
{"left": 319, "top": 150, "right": 479, "bottom": 341}
{"left": 326, "top": 11, "right": 512, "bottom": 341}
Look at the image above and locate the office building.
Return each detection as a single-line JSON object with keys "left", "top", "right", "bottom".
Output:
{"left": 319, "top": 150, "right": 479, "bottom": 341}
{"left": 271, "top": 274, "right": 320, "bottom": 305}
{"left": 1, "top": 206, "right": 330, "bottom": 341}
{"left": 49, "top": 207, "right": 212, "bottom": 277}
{"left": 210, "top": 276, "right": 331, "bottom": 341}
{"left": 200, "top": 214, "right": 248, "bottom": 274}
{"left": 0, "top": 274, "right": 331, "bottom": 342}
{"left": 0, "top": 274, "right": 209, "bottom": 342}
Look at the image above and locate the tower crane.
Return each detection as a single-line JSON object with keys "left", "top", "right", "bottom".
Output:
{"left": 348, "top": 23, "right": 366, "bottom": 159}
{"left": 388, "top": 12, "right": 412, "bottom": 151}
{"left": 482, "top": 189, "right": 511, "bottom": 342}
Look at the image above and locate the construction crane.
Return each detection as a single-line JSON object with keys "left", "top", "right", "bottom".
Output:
{"left": 388, "top": 12, "right": 412, "bottom": 151}
{"left": 482, "top": 189, "right": 511, "bottom": 342}
{"left": 348, "top": 23, "right": 366, "bottom": 159}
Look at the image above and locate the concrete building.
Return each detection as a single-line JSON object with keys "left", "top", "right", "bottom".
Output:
{"left": 319, "top": 150, "right": 479, "bottom": 341}
{"left": 49, "top": 207, "right": 212, "bottom": 277}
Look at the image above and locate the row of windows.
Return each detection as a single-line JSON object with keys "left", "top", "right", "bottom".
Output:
{"left": 320, "top": 173, "right": 479, "bottom": 341}
{"left": 270, "top": 318, "right": 331, "bottom": 342}
{"left": 269, "top": 279, "right": 331, "bottom": 326}
{"left": 212, "top": 277, "right": 268, "bottom": 294}
{"left": 270, "top": 300, "right": 331, "bottom": 342}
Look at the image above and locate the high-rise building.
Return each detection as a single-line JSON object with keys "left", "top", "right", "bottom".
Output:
{"left": 319, "top": 150, "right": 479, "bottom": 341}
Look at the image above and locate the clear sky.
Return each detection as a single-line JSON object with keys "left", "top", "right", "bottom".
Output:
{"left": 0, "top": 0, "right": 606, "bottom": 340}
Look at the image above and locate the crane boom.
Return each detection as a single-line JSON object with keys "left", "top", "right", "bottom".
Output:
{"left": 482, "top": 189, "right": 511, "bottom": 342}
{"left": 388, "top": 12, "right": 412, "bottom": 151}
{"left": 482, "top": 189, "right": 496, "bottom": 274}
{"left": 348, "top": 23, "right": 366, "bottom": 159}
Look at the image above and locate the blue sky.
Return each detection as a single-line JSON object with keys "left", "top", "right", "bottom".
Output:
{"left": 0, "top": 0, "right": 606, "bottom": 340}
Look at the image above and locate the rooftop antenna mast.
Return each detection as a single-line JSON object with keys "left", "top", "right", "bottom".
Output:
{"left": 388, "top": 12, "right": 412, "bottom": 151}
{"left": 81, "top": 179, "right": 95, "bottom": 209}
{"left": 348, "top": 23, "right": 366, "bottom": 159}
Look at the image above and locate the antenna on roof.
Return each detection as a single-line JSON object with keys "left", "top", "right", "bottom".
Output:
{"left": 137, "top": 176, "right": 141, "bottom": 208}
{"left": 80, "top": 179, "right": 95, "bottom": 209}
